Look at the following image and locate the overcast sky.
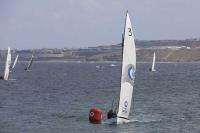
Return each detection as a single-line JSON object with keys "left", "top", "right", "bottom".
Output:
{"left": 0, "top": 0, "right": 200, "bottom": 49}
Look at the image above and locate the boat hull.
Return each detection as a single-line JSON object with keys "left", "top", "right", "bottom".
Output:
{"left": 150, "top": 69, "right": 156, "bottom": 72}
{"left": 107, "top": 117, "right": 130, "bottom": 125}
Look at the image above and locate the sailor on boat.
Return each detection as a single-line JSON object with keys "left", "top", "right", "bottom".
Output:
{"left": 107, "top": 109, "right": 117, "bottom": 119}
{"left": 107, "top": 99, "right": 117, "bottom": 119}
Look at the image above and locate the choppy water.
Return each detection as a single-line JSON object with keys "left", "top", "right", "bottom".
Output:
{"left": 0, "top": 62, "right": 200, "bottom": 133}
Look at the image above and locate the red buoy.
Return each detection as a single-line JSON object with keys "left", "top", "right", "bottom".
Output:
{"left": 89, "top": 107, "right": 102, "bottom": 124}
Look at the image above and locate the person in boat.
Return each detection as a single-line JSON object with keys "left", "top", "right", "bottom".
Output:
{"left": 107, "top": 109, "right": 117, "bottom": 119}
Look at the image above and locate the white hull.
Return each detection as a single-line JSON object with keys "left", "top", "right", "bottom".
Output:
{"left": 107, "top": 117, "right": 130, "bottom": 125}
{"left": 25, "top": 69, "right": 32, "bottom": 72}
{"left": 110, "top": 64, "right": 116, "bottom": 67}
{"left": 150, "top": 69, "right": 156, "bottom": 72}
{"left": 117, "top": 117, "right": 130, "bottom": 124}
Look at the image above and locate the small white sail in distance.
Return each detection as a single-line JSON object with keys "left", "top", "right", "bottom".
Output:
{"left": 150, "top": 52, "right": 156, "bottom": 72}
{"left": 116, "top": 12, "right": 136, "bottom": 124}
{"left": 12, "top": 55, "right": 19, "bottom": 69}
{"left": 25, "top": 55, "right": 34, "bottom": 70}
{"left": 4, "top": 47, "right": 12, "bottom": 80}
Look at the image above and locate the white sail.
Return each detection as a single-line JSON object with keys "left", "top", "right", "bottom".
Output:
{"left": 4, "top": 47, "right": 12, "bottom": 80}
{"left": 117, "top": 12, "right": 136, "bottom": 124}
{"left": 25, "top": 55, "right": 34, "bottom": 70}
{"left": 151, "top": 52, "right": 156, "bottom": 71}
{"left": 12, "top": 55, "right": 19, "bottom": 69}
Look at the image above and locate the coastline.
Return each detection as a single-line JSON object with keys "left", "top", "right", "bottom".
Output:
{"left": 0, "top": 60, "right": 199, "bottom": 64}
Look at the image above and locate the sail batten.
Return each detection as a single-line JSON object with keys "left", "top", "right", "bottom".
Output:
{"left": 117, "top": 12, "right": 136, "bottom": 122}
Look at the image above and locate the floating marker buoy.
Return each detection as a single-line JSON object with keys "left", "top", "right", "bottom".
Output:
{"left": 89, "top": 107, "right": 102, "bottom": 124}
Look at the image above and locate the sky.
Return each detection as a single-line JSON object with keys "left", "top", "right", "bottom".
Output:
{"left": 0, "top": 0, "right": 200, "bottom": 49}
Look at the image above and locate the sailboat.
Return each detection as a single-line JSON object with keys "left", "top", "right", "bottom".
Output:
{"left": 10, "top": 55, "right": 19, "bottom": 71}
{"left": 107, "top": 12, "right": 136, "bottom": 124}
{"left": 0, "top": 47, "right": 12, "bottom": 80}
{"left": 150, "top": 52, "right": 156, "bottom": 72}
{"left": 24, "top": 55, "right": 34, "bottom": 71}
{"left": 110, "top": 64, "right": 117, "bottom": 67}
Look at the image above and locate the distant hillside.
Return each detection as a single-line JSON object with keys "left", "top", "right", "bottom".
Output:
{"left": 135, "top": 38, "right": 200, "bottom": 48}
{"left": 94, "top": 38, "right": 200, "bottom": 49}
{"left": 1, "top": 38, "right": 200, "bottom": 62}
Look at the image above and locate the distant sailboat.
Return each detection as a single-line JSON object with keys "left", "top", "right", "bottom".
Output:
{"left": 10, "top": 55, "right": 19, "bottom": 71}
{"left": 96, "top": 65, "right": 104, "bottom": 69}
{"left": 0, "top": 47, "right": 12, "bottom": 80}
{"left": 24, "top": 55, "right": 34, "bottom": 71}
{"left": 107, "top": 11, "right": 136, "bottom": 124}
{"left": 150, "top": 52, "right": 156, "bottom": 72}
{"left": 96, "top": 65, "right": 101, "bottom": 69}
{"left": 110, "top": 64, "right": 117, "bottom": 67}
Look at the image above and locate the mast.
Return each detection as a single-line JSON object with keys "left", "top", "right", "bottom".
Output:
{"left": 115, "top": 34, "right": 124, "bottom": 113}
{"left": 116, "top": 14, "right": 126, "bottom": 114}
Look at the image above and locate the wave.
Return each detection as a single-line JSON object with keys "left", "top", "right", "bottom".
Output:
{"left": 8, "top": 78, "right": 16, "bottom": 81}
{"left": 101, "top": 116, "right": 162, "bottom": 125}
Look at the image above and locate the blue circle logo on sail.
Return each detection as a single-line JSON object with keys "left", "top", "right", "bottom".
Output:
{"left": 124, "top": 101, "right": 128, "bottom": 107}
{"left": 128, "top": 66, "right": 135, "bottom": 80}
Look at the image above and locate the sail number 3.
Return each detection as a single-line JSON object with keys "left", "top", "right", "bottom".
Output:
{"left": 128, "top": 28, "right": 132, "bottom": 36}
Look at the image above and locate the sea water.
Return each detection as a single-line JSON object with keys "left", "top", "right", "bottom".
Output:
{"left": 0, "top": 62, "right": 199, "bottom": 133}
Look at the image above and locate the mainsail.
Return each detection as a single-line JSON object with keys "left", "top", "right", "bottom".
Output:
{"left": 151, "top": 52, "right": 156, "bottom": 71}
{"left": 4, "top": 47, "right": 12, "bottom": 80}
{"left": 12, "top": 55, "right": 19, "bottom": 69}
{"left": 117, "top": 12, "right": 136, "bottom": 123}
{"left": 25, "top": 55, "right": 34, "bottom": 70}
